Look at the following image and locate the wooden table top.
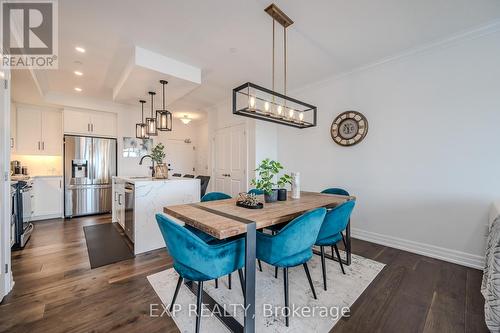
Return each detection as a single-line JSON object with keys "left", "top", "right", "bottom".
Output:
{"left": 163, "top": 191, "right": 355, "bottom": 239}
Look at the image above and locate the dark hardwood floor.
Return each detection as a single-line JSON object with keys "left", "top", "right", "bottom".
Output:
{"left": 0, "top": 215, "right": 488, "bottom": 333}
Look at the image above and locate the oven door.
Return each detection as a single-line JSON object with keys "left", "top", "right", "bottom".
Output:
{"left": 21, "top": 187, "right": 33, "bottom": 222}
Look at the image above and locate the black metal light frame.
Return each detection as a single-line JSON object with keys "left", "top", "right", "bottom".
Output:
{"left": 146, "top": 91, "right": 158, "bottom": 136}
{"left": 156, "top": 80, "right": 172, "bottom": 131}
{"left": 136, "top": 99, "right": 149, "bottom": 139}
{"left": 232, "top": 82, "right": 317, "bottom": 129}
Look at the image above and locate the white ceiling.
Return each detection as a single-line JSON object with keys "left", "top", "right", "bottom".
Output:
{"left": 11, "top": 0, "right": 500, "bottom": 115}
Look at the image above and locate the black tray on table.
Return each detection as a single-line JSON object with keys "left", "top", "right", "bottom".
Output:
{"left": 236, "top": 201, "right": 264, "bottom": 209}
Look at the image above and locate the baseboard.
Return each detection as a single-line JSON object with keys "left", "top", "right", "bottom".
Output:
{"left": 351, "top": 227, "right": 485, "bottom": 269}
{"left": 31, "top": 213, "right": 63, "bottom": 221}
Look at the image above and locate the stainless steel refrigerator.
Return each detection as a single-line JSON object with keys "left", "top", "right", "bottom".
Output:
{"left": 64, "top": 135, "right": 117, "bottom": 217}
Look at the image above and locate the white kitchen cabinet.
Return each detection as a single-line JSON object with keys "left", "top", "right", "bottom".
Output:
{"left": 64, "top": 108, "right": 117, "bottom": 138}
{"left": 32, "top": 176, "right": 63, "bottom": 220}
{"left": 16, "top": 107, "right": 62, "bottom": 155}
{"left": 112, "top": 179, "right": 125, "bottom": 228}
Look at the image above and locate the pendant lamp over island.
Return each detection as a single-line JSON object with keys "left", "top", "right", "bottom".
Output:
{"left": 232, "top": 3, "right": 317, "bottom": 128}
{"left": 135, "top": 99, "right": 149, "bottom": 139}
{"left": 146, "top": 91, "right": 158, "bottom": 136}
{"left": 156, "top": 80, "right": 173, "bottom": 131}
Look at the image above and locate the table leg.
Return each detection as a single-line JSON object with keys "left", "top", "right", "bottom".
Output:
{"left": 244, "top": 222, "right": 256, "bottom": 333}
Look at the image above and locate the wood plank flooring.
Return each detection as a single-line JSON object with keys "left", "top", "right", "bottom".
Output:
{"left": 0, "top": 215, "right": 488, "bottom": 333}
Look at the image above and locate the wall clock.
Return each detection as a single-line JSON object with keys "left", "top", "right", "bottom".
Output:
{"left": 331, "top": 111, "right": 368, "bottom": 146}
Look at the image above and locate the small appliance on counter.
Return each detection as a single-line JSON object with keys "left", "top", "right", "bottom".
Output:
{"left": 11, "top": 160, "right": 21, "bottom": 175}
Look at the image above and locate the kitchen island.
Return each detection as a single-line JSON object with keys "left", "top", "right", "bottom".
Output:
{"left": 112, "top": 176, "right": 200, "bottom": 255}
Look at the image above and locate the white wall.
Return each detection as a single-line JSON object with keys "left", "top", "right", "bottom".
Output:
{"left": 276, "top": 30, "right": 500, "bottom": 268}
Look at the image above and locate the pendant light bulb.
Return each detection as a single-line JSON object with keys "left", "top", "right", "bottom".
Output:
{"left": 289, "top": 109, "right": 294, "bottom": 119}
{"left": 277, "top": 105, "right": 283, "bottom": 116}
{"left": 264, "top": 101, "right": 270, "bottom": 112}
{"left": 299, "top": 112, "right": 304, "bottom": 121}
{"left": 249, "top": 96, "right": 256, "bottom": 109}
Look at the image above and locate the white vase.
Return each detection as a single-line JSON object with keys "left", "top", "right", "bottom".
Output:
{"left": 291, "top": 172, "right": 300, "bottom": 199}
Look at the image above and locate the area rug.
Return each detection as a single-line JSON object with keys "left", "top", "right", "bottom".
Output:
{"left": 147, "top": 252, "right": 385, "bottom": 332}
{"left": 83, "top": 223, "right": 134, "bottom": 269}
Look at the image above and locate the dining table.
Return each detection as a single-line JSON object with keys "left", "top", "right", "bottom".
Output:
{"left": 163, "top": 191, "right": 355, "bottom": 333}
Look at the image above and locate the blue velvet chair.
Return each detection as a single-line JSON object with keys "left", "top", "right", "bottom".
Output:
{"left": 201, "top": 191, "right": 231, "bottom": 202}
{"left": 156, "top": 213, "right": 245, "bottom": 333}
{"left": 315, "top": 200, "right": 355, "bottom": 291}
{"left": 256, "top": 208, "right": 327, "bottom": 327}
{"left": 321, "top": 187, "right": 350, "bottom": 196}
{"left": 321, "top": 187, "right": 350, "bottom": 251}
{"left": 248, "top": 188, "right": 264, "bottom": 195}
{"left": 199, "top": 191, "right": 239, "bottom": 287}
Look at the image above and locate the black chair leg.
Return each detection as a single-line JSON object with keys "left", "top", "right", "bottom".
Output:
{"left": 170, "top": 276, "right": 183, "bottom": 312}
{"left": 302, "top": 263, "right": 317, "bottom": 299}
{"left": 275, "top": 266, "right": 278, "bottom": 279}
{"left": 228, "top": 273, "right": 232, "bottom": 289}
{"left": 215, "top": 278, "right": 218, "bottom": 288}
{"left": 341, "top": 233, "right": 347, "bottom": 249}
{"left": 258, "top": 259, "right": 263, "bottom": 272}
{"left": 283, "top": 267, "right": 290, "bottom": 327}
{"left": 195, "top": 281, "right": 203, "bottom": 333}
{"left": 238, "top": 269, "right": 245, "bottom": 297}
{"left": 331, "top": 245, "right": 335, "bottom": 258}
{"left": 320, "top": 246, "right": 327, "bottom": 291}
{"left": 334, "top": 244, "right": 346, "bottom": 274}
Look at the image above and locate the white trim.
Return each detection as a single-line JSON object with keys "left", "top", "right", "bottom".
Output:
{"left": 351, "top": 227, "right": 485, "bottom": 270}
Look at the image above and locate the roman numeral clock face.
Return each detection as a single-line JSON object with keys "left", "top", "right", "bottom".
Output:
{"left": 331, "top": 111, "right": 369, "bottom": 146}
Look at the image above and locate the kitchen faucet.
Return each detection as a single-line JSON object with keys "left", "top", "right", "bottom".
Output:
{"left": 139, "top": 155, "right": 155, "bottom": 177}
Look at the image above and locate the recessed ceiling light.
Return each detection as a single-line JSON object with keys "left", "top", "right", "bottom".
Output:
{"left": 74, "top": 87, "right": 82, "bottom": 92}
{"left": 74, "top": 70, "right": 83, "bottom": 76}
{"left": 75, "top": 46, "right": 85, "bottom": 53}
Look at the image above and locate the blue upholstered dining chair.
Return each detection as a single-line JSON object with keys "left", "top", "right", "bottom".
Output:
{"left": 321, "top": 187, "right": 350, "bottom": 196}
{"left": 256, "top": 208, "right": 327, "bottom": 327}
{"left": 248, "top": 188, "right": 264, "bottom": 195}
{"left": 156, "top": 214, "right": 245, "bottom": 333}
{"left": 315, "top": 200, "right": 355, "bottom": 291}
{"left": 198, "top": 191, "right": 240, "bottom": 287}
{"left": 201, "top": 191, "right": 231, "bottom": 202}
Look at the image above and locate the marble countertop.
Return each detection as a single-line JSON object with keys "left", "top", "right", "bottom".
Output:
{"left": 114, "top": 176, "right": 199, "bottom": 184}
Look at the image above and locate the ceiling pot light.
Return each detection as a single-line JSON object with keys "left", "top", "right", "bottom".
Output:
{"left": 74, "top": 87, "right": 82, "bottom": 92}
{"left": 136, "top": 100, "right": 149, "bottom": 139}
{"left": 156, "top": 80, "right": 172, "bottom": 131}
{"left": 146, "top": 91, "right": 158, "bottom": 136}
{"left": 75, "top": 46, "right": 85, "bottom": 53}
{"left": 180, "top": 115, "right": 192, "bottom": 125}
{"left": 74, "top": 70, "right": 83, "bottom": 76}
{"left": 232, "top": 4, "right": 317, "bottom": 129}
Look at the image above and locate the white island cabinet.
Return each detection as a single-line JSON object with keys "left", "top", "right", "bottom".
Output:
{"left": 112, "top": 176, "right": 200, "bottom": 255}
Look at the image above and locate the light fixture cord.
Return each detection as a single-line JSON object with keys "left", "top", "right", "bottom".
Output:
{"left": 284, "top": 25, "right": 287, "bottom": 97}
{"left": 141, "top": 102, "right": 144, "bottom": 121}
{"left": 150, "top": 93, "right": 154, "bottom": 117}
{"left": 163, "top": 82, "right": 166, "bottom": 108}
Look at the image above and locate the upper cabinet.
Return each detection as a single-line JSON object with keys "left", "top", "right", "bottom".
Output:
{"left": 16, "top": 106, "right": 62, "bottom": 155}
{"left": 63, "top": 108, "right": 117, "bottom": 138}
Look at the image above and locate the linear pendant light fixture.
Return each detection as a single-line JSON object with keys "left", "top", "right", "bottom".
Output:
{"left": 136, "top": 99, "right": 149, "bottom": 139}
{"left": 232, "top": 3, "right": 317, "bottom": 128}
{"left": 146, "top": 91, "right": 158, "bottom": 136}
{"left": 156, "top": 80, "right": 173, "bottom": 131}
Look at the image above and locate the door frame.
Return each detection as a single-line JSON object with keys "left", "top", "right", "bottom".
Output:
{"left": 0, "top": 69, "right": 12, "bottom": 301}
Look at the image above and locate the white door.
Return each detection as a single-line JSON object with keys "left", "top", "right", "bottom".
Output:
{"left": 165, "top": 140, "right": 195, "bottom": 176}
{"left": 214, "top": 124, "right": 247, "bottom": 197}
{"left": 10, "top": 103, "right": 16, "bottom": 153}
{"left": 33, "top": 177, "right": 63, "bottom": 218}
{"left": 16, "top": 107, "right": 42, "bottom": 154}
{"left": 63, "top": 109, "right": 91, "bottom": 135}
{"left": 91, "top": 112, "right": 117, "bottom": 137}
{"left": 41, "top": 110, "right": 62, "bottom": 155}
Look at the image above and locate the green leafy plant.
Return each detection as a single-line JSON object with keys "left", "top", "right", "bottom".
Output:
{"left": 251, "top": 158, "right": 292, "bottom": 195}
{"left": 151, "top": 143, "right": 166, "bottom": 164}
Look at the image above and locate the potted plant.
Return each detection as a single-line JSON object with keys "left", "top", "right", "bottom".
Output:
{"left": 151, "top": 143, "right": 168, "bottom": 179}
{"left": 251, "top": 158, "right": 292, "bottom": 203}
{"left": 277, "top": 173, "right": 292, "bottom": 201}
